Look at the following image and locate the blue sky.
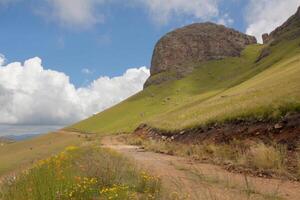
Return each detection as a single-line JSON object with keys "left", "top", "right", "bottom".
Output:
{"left": 0, "top": 0, "right": 250, "bottom": 86}
{"left": 0, "top": 0, "right": 299, "bottom": 136}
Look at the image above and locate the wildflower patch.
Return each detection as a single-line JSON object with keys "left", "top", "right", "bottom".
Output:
{"left": 0, "top": 145, "right": 161, "bottom": 200}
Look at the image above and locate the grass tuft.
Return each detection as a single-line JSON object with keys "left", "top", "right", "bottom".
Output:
{"left": 248, "top": 143, "right": 286, "bottom": 171}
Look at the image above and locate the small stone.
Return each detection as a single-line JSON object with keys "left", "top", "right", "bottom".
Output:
{"left": 274, "top": 123, "right": 283, "bottom": 129}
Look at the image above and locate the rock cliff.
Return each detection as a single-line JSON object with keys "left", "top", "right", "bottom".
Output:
{"left": 144, "top": 22, "right": 257, "bottom": 87}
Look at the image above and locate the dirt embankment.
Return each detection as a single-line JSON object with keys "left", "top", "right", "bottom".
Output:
{"left": 134, "top": 112, "right": 300, "bottom": 148}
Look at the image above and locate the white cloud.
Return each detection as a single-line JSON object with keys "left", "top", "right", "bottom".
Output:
{"left": 0, "top": 54, "right": 5, "bottom": 66}
{"left": 216, "top": 13, "right": 234, "bottom": 26}
{"left": 3, "top": 0, "right": 224, "bottom": 28}
{"left": 136, "top": 0, "right": 220, "bottom": 25}
{"left": 40, "top": 0, "right": 221, "bottom": 27}
{"left": 245, "top": 0, "right": 300, "bottom": 43}
{"left": 0, "top": 55, "right": 149, "bottom": 125}
{"left": 39, "top": 0, "right": 106, "bottom": 28}
{"left": 81, "top": 68, "right": 92, "bottom": 75}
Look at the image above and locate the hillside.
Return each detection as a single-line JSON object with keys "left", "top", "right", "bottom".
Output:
{"left": 70, "top": 9, "right": 300, "bottom": 135}
{"left": 0, "top": 131, "right": 83, "bottom": 176}
{"left": 2, "top": 6, "right": 300, "bottom": 200}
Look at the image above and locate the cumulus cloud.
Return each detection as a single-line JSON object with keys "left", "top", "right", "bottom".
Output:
{"left": 136, "top": 0, "right": 220, "bottom": 25}
{"left": 245, "top": 0, "right": 300, "bottom": 43}
{"left": 38, "top": 0, "right": 106, "bottom": 28}
{"left": 0, "top": 55, "right": 149, "bottom": 125}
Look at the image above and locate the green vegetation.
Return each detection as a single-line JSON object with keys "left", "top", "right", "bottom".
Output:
{"left": 0, "top": 132, "right": 83, "bottom": 176}
{"left": 70, "top": 37, "right": 300, "bottom": 134}
{"left": 0, "top": 145, "right": 161, "bottom": 200}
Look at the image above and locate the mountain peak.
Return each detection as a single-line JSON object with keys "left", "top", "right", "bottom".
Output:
{"left": 144, "top": 22, "right": 256, "bottom": 87}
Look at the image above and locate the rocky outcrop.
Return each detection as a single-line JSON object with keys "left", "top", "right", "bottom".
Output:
{"left": 262, "top": 6, "right": 300, "bottom": 44}
{"left": 144, "top": 22, "right": 257, "bottom": 87}
{"left": 258, "top": 6, "right": 300, "bottom": 64}
{"left": 255, "top": 47, "right": 271, "bottom": 63}
{"left": 262, "top": 33, "right": 271, "bottom": 44}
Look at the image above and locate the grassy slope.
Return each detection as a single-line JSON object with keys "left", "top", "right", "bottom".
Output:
{"left": 151, "top": 40, "right": 300, "bottom": 130}
{"left": 70, "top": 37, "right": 300, "bottom": 134}
{"left": 0, "top": 132, "right": 83, "bottom": 176}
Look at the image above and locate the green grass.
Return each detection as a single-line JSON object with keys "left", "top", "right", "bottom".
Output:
{"left": 70, "top": 36, "right": 300, "bottom": 134}
{"left": 0, "top": 132, "right": 83, "bottom": 176}
{"left": 0, "top": 145, "right": 161, "bottom": 200}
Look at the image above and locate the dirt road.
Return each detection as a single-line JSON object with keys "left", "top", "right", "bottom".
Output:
{"left": 102, "top": 136, "right": 300, "bottom": 200}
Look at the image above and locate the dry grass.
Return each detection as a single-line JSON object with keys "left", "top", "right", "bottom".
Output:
{"left": 142, "top": 140, "right": 177, "bottom": 155}
{"left": 124, "top": 136, "right": 293, "bottom": 179}
{"left": 166, "top": 158, "right": 283, "bottom": 200}
{"left": 248, "top": 143, "right": 286, "bottom": 171}
{"left": 189, "top": 169, "right": 282, "bottom": 200}
{"left": 125, "top": 136, "right": 144, "bottom": 146}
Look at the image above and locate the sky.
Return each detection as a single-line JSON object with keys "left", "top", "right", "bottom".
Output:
{"left": 0, "top": 0, "right": 299, "bottom": 136}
